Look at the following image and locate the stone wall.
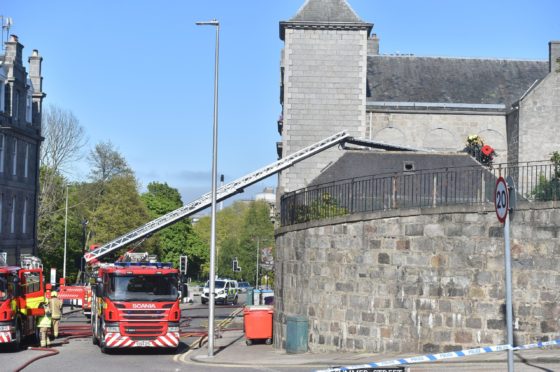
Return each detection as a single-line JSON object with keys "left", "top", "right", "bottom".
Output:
{"left": 517, "top": 71, "right": 560, "bottom": 165}
{"left": 279, "top": 27, "right": 368, "bottom": 194}
{"left": 367, "top": 111, "right": 507, "bottom": 159}
{"left": 274, "top": 202, "right": 560, "bottom": 353}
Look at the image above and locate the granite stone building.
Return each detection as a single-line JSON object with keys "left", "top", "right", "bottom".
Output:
{"left": 274, "top": 0, "right": 560, "bottom": 354}
{"left": 0, "top": 35, "right": 45, "bottom": 265}
{"left": 277, "top": 0, "right": 560, "bottom": 194}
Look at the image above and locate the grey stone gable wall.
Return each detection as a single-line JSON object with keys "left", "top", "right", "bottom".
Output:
{"left": 517, "top": 71, "right": 560, "bottom": 164}
{"left": 367, "top": 55, "right": 548, "bottom": 107}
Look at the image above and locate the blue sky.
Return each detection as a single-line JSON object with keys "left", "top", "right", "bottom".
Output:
{"left": 3, "top": 0, "right": 559, "bottom": 206}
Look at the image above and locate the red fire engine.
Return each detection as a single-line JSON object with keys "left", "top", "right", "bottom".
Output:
{"left": 90, "top": 253, "right": 181, "bottom": 352}
{"left": 0, "top": 255, "right": 45, "bottom": 350}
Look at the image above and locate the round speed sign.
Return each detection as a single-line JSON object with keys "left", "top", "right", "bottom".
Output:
{"left": 495, "top": 177, "right": 509, "bottom": 223}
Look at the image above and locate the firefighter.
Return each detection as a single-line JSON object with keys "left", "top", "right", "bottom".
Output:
{"left": 49, "top": 291, "right": 63, "bottom": 338}
{"left": 37, "top": 302, "right": 52, "bottom": 347}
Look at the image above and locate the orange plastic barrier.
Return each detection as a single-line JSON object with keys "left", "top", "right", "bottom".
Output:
{"left": 243, "top": 305, "right": 273, "bottom": 345}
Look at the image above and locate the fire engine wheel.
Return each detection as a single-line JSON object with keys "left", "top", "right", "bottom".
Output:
{"left": 10, "top": 321, "right": 22, "bottom": 351}
{"left": 92, "top": 318, "right": 100, "bottom": 345}
{"left": 99, "top": 320, "right": 109, "bottom": 353}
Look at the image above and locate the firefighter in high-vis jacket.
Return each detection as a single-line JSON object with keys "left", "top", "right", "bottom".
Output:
{"left": 37, "top": 302, "right": 52, "bottom": 347}
{"left": 49, "top": 291, "right": 63, "bottom": 338}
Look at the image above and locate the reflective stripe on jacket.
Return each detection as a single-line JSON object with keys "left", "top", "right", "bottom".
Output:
{"left": 37, "top": 314, "right": 52, "bottom": 328}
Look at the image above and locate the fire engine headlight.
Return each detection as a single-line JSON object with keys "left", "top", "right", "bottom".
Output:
{"left": 168, "top": 326, "right": 179, "bottom": 333}
{"left": 0, "top": 325, "right": 11, "bottom": 332}
{"left": 105, "top": 325, "right": 120, "bottom": 333}
{"left": 217, "top": 290, "right": 224, "bottom": 294}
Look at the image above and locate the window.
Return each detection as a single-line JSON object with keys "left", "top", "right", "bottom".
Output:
{"left": 12, "top": 139, "right": 17, "bottom": 176}
{"left": 22, "top": 197, "right": 27, "bottom": 234}
{"left": 0, "top": 81, "right": 5, "bottom": 113}
{"left": 14, "top": 90, "right": 20, "bottom": 121}
{"left": 0, "top": 134, "right": 4, "bottom": 173}
{"left": 24, "top": 143, "right": 29, "bottom": 178}
{"left": 10, "top": 196, "right": 16, "bottom": 234}
{"left": 0, "top": 193, "right": 3, "bottom": 233}
{"left": 26, "top": 88, "right": 33, "bottom": 123}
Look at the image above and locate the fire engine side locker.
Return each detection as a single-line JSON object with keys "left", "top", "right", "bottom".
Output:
{"left": 243, "top": 305, "right": 273, "bottom": 345}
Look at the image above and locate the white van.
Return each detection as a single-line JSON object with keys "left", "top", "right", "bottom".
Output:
{"left": 201, "top": 279, "right": 238, "bottom": 305}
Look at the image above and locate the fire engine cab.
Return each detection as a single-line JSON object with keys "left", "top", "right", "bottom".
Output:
{"left": 90, "top": 253, "right": 181, "bottom": 352}
{"left": 0, "top": 254, "right": 45, "bottom": 350}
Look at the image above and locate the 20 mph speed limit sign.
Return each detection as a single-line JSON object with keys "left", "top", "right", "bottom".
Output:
{"left": 495, "top": 177, "right": 509, "bottom": 223}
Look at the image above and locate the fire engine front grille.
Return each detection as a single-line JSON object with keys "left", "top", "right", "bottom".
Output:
{"left": 120, "top": 309, "right": 167, "bottom": 321}
{"left": 123, "top": 325, "right": 164, "bottom": 336}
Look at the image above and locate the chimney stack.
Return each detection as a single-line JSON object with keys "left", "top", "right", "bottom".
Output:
{"left": 28, "top": 49, "right": 45, "bottom": 128}
{"left": 368, "top": 34, "right": 379, "bottom": 55}
{"left": 549, "top": 41, "right": 560, "bottom": 73}
{"left": 4, "top": 34, "right": 23, "bottom": 66}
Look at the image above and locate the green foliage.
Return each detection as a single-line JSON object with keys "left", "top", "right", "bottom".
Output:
{"left": 295, "top": 192, "right": 348, "bottom": 223}
{"left": 195, "top": 200, "right": 274, "bottom": 286}
{"left": 89, "top": 175, "right": 150, "bottom": 245}
{"left": 532, "top": 151, "right": 560, "bottom": 201}
{"left": 141, "top": 182, "right": 208, "bottom": 280}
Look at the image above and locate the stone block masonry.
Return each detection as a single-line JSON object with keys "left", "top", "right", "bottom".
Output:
{"left": 279, "top": 28, "right": 368, "bottom": 194}
{"left": 274, "top": 202, "right": 560, "bottom": 353}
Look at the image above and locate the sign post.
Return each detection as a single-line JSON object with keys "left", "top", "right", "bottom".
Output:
{"left": 495, "top": 177, "right": 514, "bottom": 372}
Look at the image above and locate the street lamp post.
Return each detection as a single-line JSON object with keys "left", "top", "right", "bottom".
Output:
{"left": 63, "top": 185, "right": 69, "bottom": 280}
{"left": 196, "top": 19, "right": 220, "bottom": 358}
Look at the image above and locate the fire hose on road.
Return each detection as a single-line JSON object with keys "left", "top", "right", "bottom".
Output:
{"left": 14, "top": 324, "right": 92, "bottom": 372}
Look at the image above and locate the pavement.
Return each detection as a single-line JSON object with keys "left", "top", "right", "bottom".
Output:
{"left": 185, "top": 309, "right": 560, "bottom": 371}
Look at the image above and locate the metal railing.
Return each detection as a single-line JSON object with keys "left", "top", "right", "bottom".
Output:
{"left": 280, "top": 161, "right": 560, "bottom": 226}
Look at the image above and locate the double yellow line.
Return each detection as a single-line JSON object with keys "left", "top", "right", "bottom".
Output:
{"left": 174, "top": 307, "right": 243, "bottom": 363}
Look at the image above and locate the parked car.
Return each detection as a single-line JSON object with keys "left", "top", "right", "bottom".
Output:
{"left": 201, "top": 279, "right": 238, "bottom": 305}
{"left": 238, "top": 281, "right": 252, "bottom": 293}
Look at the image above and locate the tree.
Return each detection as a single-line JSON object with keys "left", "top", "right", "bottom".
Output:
{"left": 141, "top": 182, "right": 208, "bottom": 279}
{"left": 38, "top": 105, "right": 86, "bottom": 255}
{"left": 195, "top": 200, "right": 275, "bottom": 285}
{"left": 41, "top": 105, "right": 87, "bottom": 172}
{"left": 87, "top": 174, "right": 151, "bottom": 259}
{"left": 88, "top": 141, "right": 131, "bottom": 182}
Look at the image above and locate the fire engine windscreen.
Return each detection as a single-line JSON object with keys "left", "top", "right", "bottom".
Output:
{"left": 0, "top": 277, "right": 7, "bottom": 300}
{"left": 106, "top": 274, "right": 179, "bottom": 302}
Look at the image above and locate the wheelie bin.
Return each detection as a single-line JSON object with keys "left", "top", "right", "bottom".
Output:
{"left": 243, "top": 305, "right": 273, "bottom": 345}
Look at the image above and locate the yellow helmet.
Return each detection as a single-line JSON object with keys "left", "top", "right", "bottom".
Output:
{"left": 51, "top": 291, "right": 58, "bottom": 297}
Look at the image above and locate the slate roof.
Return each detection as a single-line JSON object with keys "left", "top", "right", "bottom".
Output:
{"left": 289, "top": 0, "right": 364, "bottom": 23}
{"left": 280, "top": 0, "right": 372, "bottom": 40}
{"left": 367, "top": 55, "right": 549, "bottom": 107}
{"left": 310, "top": 151, "right": 482, "bottom": 186}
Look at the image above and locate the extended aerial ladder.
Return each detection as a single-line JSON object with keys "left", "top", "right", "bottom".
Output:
{"left": 85, "top": 131, "right": 351, "bottom": 263}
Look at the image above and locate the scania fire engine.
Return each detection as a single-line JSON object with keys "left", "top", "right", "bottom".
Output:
{"left": 90, "top": 253, "right": 181, "bottom": 352}
{"left": 0, "top": 255, "right": 45, "bottom": 350}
